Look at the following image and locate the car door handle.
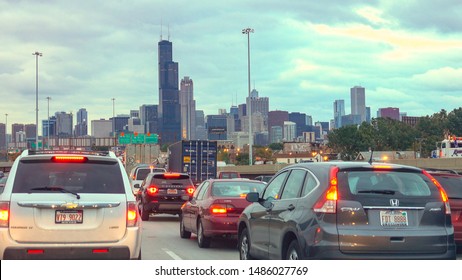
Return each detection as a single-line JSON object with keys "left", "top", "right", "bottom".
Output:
{"left": 287, "top": 204, "right": 295, "bottom": 211}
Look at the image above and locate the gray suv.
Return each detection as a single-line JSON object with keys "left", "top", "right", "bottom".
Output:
{"left": 0, "top": 150, "right": 142, "bottom": 260}
{"left": 238, "top": 162, "right": 456, "bottom": 260}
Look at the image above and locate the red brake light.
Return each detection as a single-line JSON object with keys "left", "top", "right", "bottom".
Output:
{"left": 422, "top": 170, "right": 451, "bottom": 214}
{"left": 52, "top": 156, "right": 87, "bottom": 163}
{"left": 313, "top": 167, "right": 338, "bottom": 213}
{"left": 0, "top": 202, "right": 9, "bottom": 227}
{"left": 210, "top": 204, "right": 235, "bottom": 215}
{"left": 163, "top": 173, "right": 181, "bottom": 178}
{"left": 92, "top": 248, "right": 109, "bottom": 254}
{"left": 127, "top": 202, "right": 138, "bottom": 227}
{"left": 27, "top": 249, "right": 44, "bottom": 255}
{"left": 147, "top": 186, "right": 158, "bottom": 195}
{"left": 186, "top": 186, "right": 195, "bottom": 195}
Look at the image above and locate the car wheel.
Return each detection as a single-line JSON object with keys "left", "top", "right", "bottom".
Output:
{"left": 197, "top": 220, "right": 211, "bottom": 248}
{"left": 239, "top": 228, "right": 254, "bottom": 260}
{"left": 140, "top": 204, "right": 150, "bottom": 221}
{"left": 180, "top": 215, "right": 191, "bottom": 239}
{"left": 286, "top": 239, "right": 301, "bottom": 260}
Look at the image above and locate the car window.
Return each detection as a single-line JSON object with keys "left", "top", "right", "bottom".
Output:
{"left": 13, "top": 160, "right": 125, "bottom": 194}
{"left": 136, "top": 168, "right": 151, "bottom": 180}
{"left": 196, "top": 181, "right": 210, "bottom": 200}
{"left": 301, "top": 171, "right": 318, "bottom": 196}
{"left": 343, "top": 171, "right": 433, "bottom": 197}
{"left": 262, "top": 171, "right": 288, "bottom": 200}
{"left": 280, "top": 169, "right": 306, "bottom": 199}
{"left": 432, "top": 175, "right": 462, "bottom": 199}
{"left": 211, "top": 181, "right": 265, "bottom": 197}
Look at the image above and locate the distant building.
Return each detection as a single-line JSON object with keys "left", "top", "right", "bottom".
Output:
{"left": 55, "top": 112, "right": 73, "bottom": 137}
{"left": 333, "top": 99, "right": 345, "bottom": 129}
{"left": 24, "top": 124, "right": 37, "bottom": 140}
{"left": 351, "top": 86, "right": 366, "bottom": 123}
{"left": 75, "top": 108, "right": 88, "bottom": 136}
{"left": 206, "top": 115, "right": 227, "bottom": 140}
{"left": 283, "top": 121, "right": 296, "bottom": 141}
{"left": 12, "top": 123, "right": 24, "bottom": 143}
{"left": 140, "top": 104, "right": 159, "bottom": 134}
{"left": 378, "top": 107, "right": 400, "bottom": 120}
{"left": 91, "top": 119, "right": 112, "bottom": 137}
{"left": 268, "top": 110, "right": 288, "bottom": 143}
{"left": 401, "top": 116, "right": 421, "bottom": 127}
{"left": 179, "top": 76, "right": 196, "bottom": 140}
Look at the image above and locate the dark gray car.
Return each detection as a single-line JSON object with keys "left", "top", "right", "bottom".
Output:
{"left": 238, "top": 162, "right": 456, "bottom": 260}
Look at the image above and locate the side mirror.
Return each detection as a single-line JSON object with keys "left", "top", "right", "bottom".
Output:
{"left": 246, "top": 192, "right": 259, "bottom": 203}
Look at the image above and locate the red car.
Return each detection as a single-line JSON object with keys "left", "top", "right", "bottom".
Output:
{"left": 428, "top": 170, "right": 462, "bottom": 251}
{"left": 179, "top": 178, "right": 265, "bottom": 248}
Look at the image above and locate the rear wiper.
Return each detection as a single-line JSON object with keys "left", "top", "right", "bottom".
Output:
{"left": 357, "top": 189, "right": 395, "bottom": 195}
{"left": 30, "top": 186, "right": 81, "bottom": 199}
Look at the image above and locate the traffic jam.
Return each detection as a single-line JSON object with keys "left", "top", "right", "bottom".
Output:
{"left": 0, "top": 139, "right": 460, "bottom": 260}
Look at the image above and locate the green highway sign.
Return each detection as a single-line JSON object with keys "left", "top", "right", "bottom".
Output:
{"left": 118, "top": 133, "right": 158, "bottom": 144}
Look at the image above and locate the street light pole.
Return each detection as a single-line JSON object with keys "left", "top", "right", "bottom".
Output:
{"left": 242, "top": 27, "right": 254, "bottom": 166}
{"left": 46, "top": 96, "right": 51, "bottom": 149}
{"left": 33, "top": 51, "right": 42, "bottom": 150}
{"left": 5, "top": 113, "right": 8, "bottom": 159}
{"left": 111, "top": 98, "right": 115, "bottom": 137}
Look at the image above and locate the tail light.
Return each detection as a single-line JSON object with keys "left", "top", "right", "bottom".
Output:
{"left": 210, "top": 204, "right": 235, "bottom": 215}
{"left": 313, "top": 167, "right": 339, "bottom": 213}
{"left": 52, "top": 156, "right": 87, "bottom": 163}
{"left": 186, "top": 186, "right": 195, "bottom": 195}
{"left": 422, "top": 170, "right": 451, "bottom": 215}
{"left": 147, "top": 186, "right": 159, "bottom": 195}
{"left": 0, "top": 202, "right": 9, "bottom": 227}
{"left": 127, "top": 202, "right": 138, "bottom": 227}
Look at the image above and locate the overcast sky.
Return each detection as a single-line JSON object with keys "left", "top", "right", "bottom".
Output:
{"left": 1, "top": 0, "right": 461, "bottom": 133}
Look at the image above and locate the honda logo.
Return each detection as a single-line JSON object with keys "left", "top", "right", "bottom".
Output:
{"left": 390, "top": 199, "right": 399, "bottom": 207}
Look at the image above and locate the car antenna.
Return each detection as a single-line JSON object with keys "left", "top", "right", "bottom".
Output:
{"left": 368, "top": 149, "right": 374, "bottom": 165}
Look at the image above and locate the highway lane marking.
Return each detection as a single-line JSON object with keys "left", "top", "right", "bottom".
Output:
{"left": 162, "top": 248, "right": 183, "bottom": 260}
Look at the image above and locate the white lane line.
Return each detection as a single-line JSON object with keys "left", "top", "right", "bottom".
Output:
{"left": 162, "top": 248, "right": 183, "bottom": 260}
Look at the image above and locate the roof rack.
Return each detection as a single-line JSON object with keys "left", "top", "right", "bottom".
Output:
{"left": 28, "top": 150, "right": 111, "bottom": 157}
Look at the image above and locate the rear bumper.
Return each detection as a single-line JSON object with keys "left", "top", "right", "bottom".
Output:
{"left": 0, "top": 227, "right": 142, "bottom": 260}
{"left": 203, "top": 216, "right": 239, "bottom": 237}
{"left": 143, "top": 200, "right": 184, "bottom": 214}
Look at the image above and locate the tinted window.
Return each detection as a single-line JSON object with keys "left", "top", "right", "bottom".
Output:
{"left": 136, "top": 168, "right": 151, "bottom": 180}
{"left": 340, "top": 170, "right": 434, "bottom": 197}
{"left": 280, "top": 169, "right": 306, "bottom": 199}
{"left": 211, "top": 181, "right": 265, "bottom": 197}
{"left": 13, "top": 161, "right": 124, "bottom": 194}
{"left": 301, "top": 171, "right": 318, "bottom": 196}
{"left": 432, "top": 175, "right": 462, "bottom": 198}
{"left": 262, "top": 171, "right": 288, "bottom": 200}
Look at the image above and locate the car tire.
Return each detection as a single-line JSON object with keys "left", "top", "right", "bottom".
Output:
{"left": 197, "top": 220, "right": 211, "bottom": 248}
{"left": 286, "top": 239, "right": 301, "bottom": 260}
{"left": 239, "top": 228, "right": 254, "bottom": 260}
{"left": 180, "top": 215, "right": 191, "bottom": 239}
{"left": 140, "top": 204, "right": 150, "bottom": 221}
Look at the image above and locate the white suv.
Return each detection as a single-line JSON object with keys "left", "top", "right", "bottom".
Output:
{"left": 0, "top": 150, "right": 142, "bottom": 260}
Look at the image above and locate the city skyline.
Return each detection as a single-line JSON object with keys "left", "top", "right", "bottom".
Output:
{"left": 1, "top": 1, "right": 461, "bottom": 132}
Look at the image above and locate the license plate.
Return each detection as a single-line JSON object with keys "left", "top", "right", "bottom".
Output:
{"left": 55, "top": 210, "right": 83, "bottom": 224}
{"left": 380, "top": 210, "right": 408, "bottom": 226}
{"left": 167, "top": 189, "right": 178, "bottom": 194}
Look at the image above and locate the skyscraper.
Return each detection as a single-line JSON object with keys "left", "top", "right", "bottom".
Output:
{"left": 158, "top": 39, "right": 181, "bottom": 144}
{"left": 351, "top": 86, "right": 366, "bottom": 123}
{"left": 75, "top": 108, "right": 88, "bottom": 136}
{"left": 180, "top": 76, "right": 196, "bottom": 140}
{"left": 333, "top": 99, "right": 345, "bottom": 129}
{"left": 140, "top": 104, "right": 159, "bottom": 134}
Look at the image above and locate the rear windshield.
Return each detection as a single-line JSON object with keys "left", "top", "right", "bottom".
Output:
{"left": 220, "top": 172, "right": 239, "bottom": 179}
{"left": 13, "top": 160, "right": 125, "bottom": 194}
{"left": 338, "top": 170, "right": 438, "bottom": 198}
{"left": 211, "top": 181, "right": 265, "bottom": 197}
{"left": 136, "top": 168, "right": 151, "bottom": 180}
{"left": 432, "top": 175, "right": 462, "bottom": 199}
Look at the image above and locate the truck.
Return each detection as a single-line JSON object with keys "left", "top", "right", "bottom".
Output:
{"left": 167, "top": 140, "right": 217, "bottom": 184}
{"left": 123, "top": 144, "right": 162, "bottom": 174}
{"left": 432, "top": 136, "right": 462, "bottom": 158}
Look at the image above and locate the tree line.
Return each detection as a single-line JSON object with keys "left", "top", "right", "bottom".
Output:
{"left": 327, "top": 108, "right": 462, "bottom": 161}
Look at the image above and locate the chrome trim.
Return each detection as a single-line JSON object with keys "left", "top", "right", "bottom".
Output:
{"left": 363, "top": 206, "right": 425, "bottom": 210}
{"left": 17, "top": 201, "right": 121, "bottom": 209}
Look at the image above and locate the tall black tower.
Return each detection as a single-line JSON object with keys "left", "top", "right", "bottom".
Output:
{"left": 158, "top": 40, "right": 181, "bottom": 145}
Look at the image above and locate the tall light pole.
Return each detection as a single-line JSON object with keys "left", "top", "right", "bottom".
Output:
{"left": 5, "top": 113, "right": 8, "bottom": 159}
{"left": 46, "top": 96, "right": 51, "bottom": 149}
{"left": 33, "top": 51, "right": 42, "bottom": 150}
{"left": 242, "top": 27, "right": 254, "bottom": 165}
{"left": 111, "top": 98, "right": 115, "bottom": 137}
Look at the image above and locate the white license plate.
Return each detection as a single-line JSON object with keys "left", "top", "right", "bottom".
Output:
{"left": 167, "top": 189, "right": 178, "bottom": 194}
{"left": 380, "top": 210, "right": 408, "bottom": 226}
{"left": 55, "top": 210, "right": 83, "bottom": 224}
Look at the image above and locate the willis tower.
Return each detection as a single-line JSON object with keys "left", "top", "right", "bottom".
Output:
{"left": 158, "top": 39, "right": 181, "bottom": 145}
